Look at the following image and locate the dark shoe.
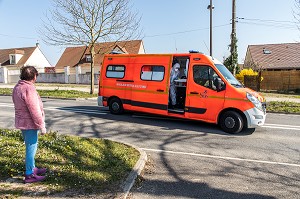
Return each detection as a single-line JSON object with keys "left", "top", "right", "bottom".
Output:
{"left": 34, "top": 167, "right": 47, "bottom": 175}
{"left": 24, "top": 173, "right": 46, "bottom": 183}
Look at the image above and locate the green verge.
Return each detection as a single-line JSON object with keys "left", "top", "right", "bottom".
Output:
{"left": 267, "top": 101, "right": 300, "bottom": 114}
{"left": 0, "top": 88, "right": 97, "bottom": 98}
{"left": 0, "top": 129, "right": 140, "bottom": 197}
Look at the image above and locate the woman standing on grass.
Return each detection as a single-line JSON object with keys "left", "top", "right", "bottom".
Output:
{"left": 12, "top": 66, "right": 47, "bottom": 183}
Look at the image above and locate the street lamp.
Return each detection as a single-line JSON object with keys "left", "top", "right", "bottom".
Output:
{"left": 207, "top": 0, "right": 214, "bottom": 57}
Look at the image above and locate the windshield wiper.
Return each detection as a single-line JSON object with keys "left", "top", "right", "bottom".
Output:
{"left": 231, "top": 83, "right": 244, "bottom": 88}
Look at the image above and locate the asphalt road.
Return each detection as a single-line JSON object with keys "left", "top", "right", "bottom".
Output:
{"left": 0, "top": 96, "right": 299, "bottom": 199}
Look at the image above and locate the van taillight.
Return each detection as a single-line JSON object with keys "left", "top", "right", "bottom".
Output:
{"left": 98, "top": 75, "right": 101, "bottom": 96}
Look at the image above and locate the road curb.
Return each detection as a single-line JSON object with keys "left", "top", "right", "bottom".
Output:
{"left": 105, "top": 138, "right": 147, "bottom": 199}
{"left": 120, "top": 144, "right": 147, "bottom": 199}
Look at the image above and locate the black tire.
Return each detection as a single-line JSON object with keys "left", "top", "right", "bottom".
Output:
{"left": 109, "top": 98, "right": 124, "bottom": 114}
{"left": 219, "top": 111, "right": 244, "bottom": 134}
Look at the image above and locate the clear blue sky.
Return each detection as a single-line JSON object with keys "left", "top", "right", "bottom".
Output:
{"left": 0, "top": 0, "right": 299, "bottom": 66}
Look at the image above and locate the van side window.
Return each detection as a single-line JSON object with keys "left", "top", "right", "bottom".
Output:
{"left": 141, "top": 65, "right": 165, "bottom": 81}
{"left": 106, "top": 65, "right": 125, "bottom": 78}
{"left": 193, "top": 65, "right": 220, "bottom": 91}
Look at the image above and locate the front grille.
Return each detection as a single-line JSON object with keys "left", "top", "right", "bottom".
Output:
{"left": 262, "top": 102, "right": 267, "bottom": 114}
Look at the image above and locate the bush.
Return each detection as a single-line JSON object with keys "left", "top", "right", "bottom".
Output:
{"left": 236, "top": 69, "right": 263, "bottom": 83}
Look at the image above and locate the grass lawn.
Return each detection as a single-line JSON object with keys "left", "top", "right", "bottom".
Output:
{"left": 0, "top": 129, "right": 140, "bottom": 198}
{"left": 266, "top": 101, "right": 300, "bottom": 114}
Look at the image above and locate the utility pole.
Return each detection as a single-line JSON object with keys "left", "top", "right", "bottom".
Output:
{"left": 231, "top": 0, "right": 237, "bottom": 75}
{"left": 207, "top": 0, "right": 214, "bottom": 57}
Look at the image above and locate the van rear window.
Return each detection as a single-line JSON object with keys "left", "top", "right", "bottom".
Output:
{"left": 141, "top": 65, "right": 164, "bottom": 81}
{"left": 106, "top": 65, "right": 125, "bottom": 78}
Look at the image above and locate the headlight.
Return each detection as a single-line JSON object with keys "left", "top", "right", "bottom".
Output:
{"left": 246, "top": 92, "right": 263, "bottom": 111}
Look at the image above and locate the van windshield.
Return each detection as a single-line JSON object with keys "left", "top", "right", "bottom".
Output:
{"left": 215, "top": 64, "right": 243, "bottom": 88}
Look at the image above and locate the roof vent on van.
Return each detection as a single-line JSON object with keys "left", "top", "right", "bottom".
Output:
{"left": 189, "top": 50, "right": 200, "bottom": 53}
{"left": 109, "top": 51, "right": 124, "bottom": 54}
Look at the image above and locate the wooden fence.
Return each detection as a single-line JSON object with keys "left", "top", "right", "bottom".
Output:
{"left": 242, "top": 70, "right": 300, "bottom": 92}
{"left": 260, "top": 70, "right": 300, "bottom": 92}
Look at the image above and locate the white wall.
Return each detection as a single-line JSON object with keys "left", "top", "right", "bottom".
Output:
{"left": 37, "top": 73, "right": 65, "bottom": 83}
{"left": 0, "top": 66, "right": 98, "bottom": 84}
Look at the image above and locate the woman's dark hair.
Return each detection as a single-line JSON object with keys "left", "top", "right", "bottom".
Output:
{"left": 20, "top": 66, "right": 39, "bottom": 81}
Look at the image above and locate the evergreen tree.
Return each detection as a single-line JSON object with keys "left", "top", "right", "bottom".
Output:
{"left": 223, "top": 36, "right": 239, "bottom": 75}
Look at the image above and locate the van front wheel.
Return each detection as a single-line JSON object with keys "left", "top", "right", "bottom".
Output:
{"left": 219, "top": 111, "right": 243, "bottom": 134}
{"left": 109, "top": 98, "right": 124, "bottom": 114}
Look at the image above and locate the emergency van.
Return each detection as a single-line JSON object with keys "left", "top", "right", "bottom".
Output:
{"left": 98, "top": 52, "right": 266, "bottom": 134}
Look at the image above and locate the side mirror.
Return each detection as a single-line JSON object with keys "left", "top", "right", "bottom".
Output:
{"left": 214, "top": 78, "right": 226, "bottom": 92}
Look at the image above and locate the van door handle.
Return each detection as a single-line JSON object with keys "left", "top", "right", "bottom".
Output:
{"left": 190, "top": 91, "right": 199, "bottom": 94}
{"left": 157, "top": 89, "right": 164, "bottom": 92}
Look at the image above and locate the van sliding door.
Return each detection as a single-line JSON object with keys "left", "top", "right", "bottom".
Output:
{"left": 130, "top": 55, "right": 171, "bottom": 115}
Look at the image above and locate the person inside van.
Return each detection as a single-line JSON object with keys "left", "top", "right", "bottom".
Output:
{"left": 169, "top": 62, "right": 180, "bottom": 109}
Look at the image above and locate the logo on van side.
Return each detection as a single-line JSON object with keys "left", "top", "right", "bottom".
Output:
{"left": 200, "top": 90, "right": 208, "bottom": 98}
{"left": 116, "top": 83, "right": 147, "bottom": 89}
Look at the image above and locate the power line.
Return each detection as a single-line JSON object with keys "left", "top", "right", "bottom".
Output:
{"left": 238, "top": 17, "right": 297, "bottom": 24}
{"left": 0, "top": 33, "right": 36, "bottom": 40}
{"left": 237, "top": 17, "right": 298, "bottom": 30}
{"left": 238, "top": 21, "right": 298, "bottom": 30}
{"left": 145, "top": 24, "right": 231, "bottom": 38}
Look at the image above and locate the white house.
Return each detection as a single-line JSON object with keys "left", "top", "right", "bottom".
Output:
{"left": 0, "top": 43, "right": 52, "bottom": 83}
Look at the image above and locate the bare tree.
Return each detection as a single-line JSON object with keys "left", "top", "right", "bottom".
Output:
{"left": 41, "top": 0, "right": 142, "bottom": 94}
{"left": 296, "top": 0, "right": 300, "bottom": 30}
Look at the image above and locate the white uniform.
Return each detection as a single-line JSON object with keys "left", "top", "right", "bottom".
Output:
{"left": 170, "top": 63, "right": 180, "bottom": 106}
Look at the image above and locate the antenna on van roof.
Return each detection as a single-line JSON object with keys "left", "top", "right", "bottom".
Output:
{"left": 110, "top": 51, "right": 123, "bottom": 54}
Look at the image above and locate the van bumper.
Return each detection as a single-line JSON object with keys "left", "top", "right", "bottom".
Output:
{"left": 98, "top": 96, "right": 104, "bottom": 107}
{"left": 243, "top": 108, "right": 266, "bottom": 128}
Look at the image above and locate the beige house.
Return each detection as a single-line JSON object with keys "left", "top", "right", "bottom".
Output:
{"left": 55, "top": 40, "right": 145, "bottom": 73}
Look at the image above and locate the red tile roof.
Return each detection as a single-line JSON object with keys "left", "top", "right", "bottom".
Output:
{"left": 55, "top": 40, "right": 144, "bottom": 69}
{"left": 245, "top": 43, "right": 300, "bottom": 70}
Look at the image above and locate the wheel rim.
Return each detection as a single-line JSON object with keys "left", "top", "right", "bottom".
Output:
{"left": 224, "top": 117, "right": 235, "bottom": 129}
{"left": 112, "top": 102, "right": 120, "bottom": 112}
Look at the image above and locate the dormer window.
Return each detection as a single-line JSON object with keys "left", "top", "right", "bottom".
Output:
{"left": 10, "top": 55, "right": 16, "bottom": 64}
{"left": 85, "top": 54, "right": 92, "bottom": 62}
{"left": 9, "top": 49, "right": 24, "bottom": 65}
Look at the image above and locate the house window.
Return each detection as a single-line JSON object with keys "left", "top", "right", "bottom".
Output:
{"left": 10, "top": 55, "right": 16, "bottom": 64}
{"left": 85, "top": 54, "right": 92, "bottom": 62}
{"left": 141, "top": 65, "right": 165, "bottom": 81}
{"left": 106, "top": 65, "right": 125, "bottom": 78}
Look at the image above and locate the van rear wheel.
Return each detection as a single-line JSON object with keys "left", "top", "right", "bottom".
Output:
{"left": 219, "top": 111, "right": 243, "bottom": 134}
{"left": 109, "top": 98, "right": 124, "bottom": 114}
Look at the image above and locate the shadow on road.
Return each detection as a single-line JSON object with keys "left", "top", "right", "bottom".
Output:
{"left": 41, "top": 104, "right": 299, "bottom": 198}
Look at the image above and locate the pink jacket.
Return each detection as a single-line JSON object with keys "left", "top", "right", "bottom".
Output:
{"left": 12, "top": 80, "right": 45, "bottom": 131}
